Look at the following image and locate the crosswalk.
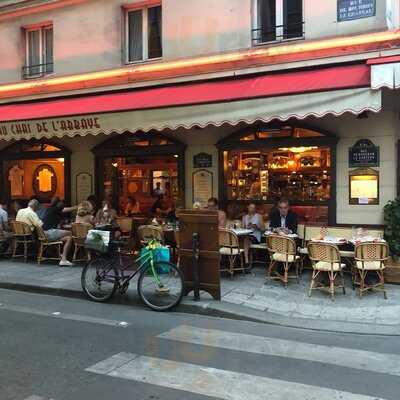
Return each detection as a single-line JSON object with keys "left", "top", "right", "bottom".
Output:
{"left": 85, "top": 324, "right": 397, "bottom": 400}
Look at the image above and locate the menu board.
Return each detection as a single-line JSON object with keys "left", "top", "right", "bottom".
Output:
{"left": 76, "top": 172, "right": 93, "bottom": 204}
{"left": 192, "top": 170, "right": 213, "bottom": 207}
{"left": 349, "top": 168, "right": 379, "bottom": 205}
{"left": 338, "top": 0, "right": 375, "bottom": 21}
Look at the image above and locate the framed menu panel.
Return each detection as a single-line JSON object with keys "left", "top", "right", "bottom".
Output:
{"left": 349, "top": 168, "right": 379, "bottom": 205}
{"left": 76, "top": 172, "right": 93, "bottom": 204}
{"left": 192, "top": 169, "right": 213, "bottom": 207}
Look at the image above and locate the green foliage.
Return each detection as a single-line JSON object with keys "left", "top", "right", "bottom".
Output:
{"left": 384, "top": 198, "right": 400, "bottom": 257}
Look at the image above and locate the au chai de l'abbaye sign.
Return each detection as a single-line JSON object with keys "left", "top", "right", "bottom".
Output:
{"left": 338, "top": 0, "right": 375, "bottom": 22}
{"left": 349, "top": 139, "right": 379, "bottom": 168}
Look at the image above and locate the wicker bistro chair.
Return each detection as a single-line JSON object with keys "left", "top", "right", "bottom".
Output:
{"left": 36, "top": 226, "right": 62, "bottom": 265}
{"left": 137, "top": 225, "right": 165, "bottom": 246}
{"left": 71, "top": 222, "right": 92, "bottom": 262}
{"left": 116, "top": 217, "right": 133, "bottom": 239}
{"left": 9, "top": 220, "right": 35, "bottom": 262}
{"left": 307, "top": 242, "right": 346, "bottom": 301}
{"left": 354, "top": 242, "right": 389, "bottom": 299}
{"left": 219, "top": 229, "right": 245, "bottom": 277}
{"left": 266, "top": 234, "right": 300, "bottom": 287}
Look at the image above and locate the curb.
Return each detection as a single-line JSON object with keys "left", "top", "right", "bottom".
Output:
{"left": 1, "top": 281, "right": 400, "bottom": 336}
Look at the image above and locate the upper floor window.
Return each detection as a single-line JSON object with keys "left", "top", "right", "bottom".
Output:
{"left": 23, "top": 24, "right": 54, "bottom": 79}
{"left": 126, "top": 4, "right": 162, "bottom": 63}
{"left": 252, "top": 0, "right": 304, "bottom": 45}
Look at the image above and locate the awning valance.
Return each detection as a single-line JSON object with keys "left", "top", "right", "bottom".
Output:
{"left": 370, "top": 59, "right": 400, "bottom": 89}
{"left": 0, "top": 87, "right": 381, "bottom": 141}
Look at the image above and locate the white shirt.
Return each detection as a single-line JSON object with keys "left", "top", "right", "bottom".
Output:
{"left": 16, "top": 207, "right": 43, "bottom": 231}
{"left": 0, "top": 207, "right": 8, "bottom": 229}
{"left": 242, "top": 213, "right": 264, "bottom": 242}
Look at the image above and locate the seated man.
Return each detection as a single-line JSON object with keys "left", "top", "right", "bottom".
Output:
{"left": 269, "top": 198, "right": 298, "bottom": 234}
{"left": 242, "top": 203, "right": 264, "bottom": 264}
{"left": 16, "top": 199, "right": 44, "bottom": 232}
{"left": 207, "top": 197, "right": 227, "bottom": 228}
{"left": 0, "top": 200, "right": 12, "bottom": 253}
{"left": 41, "top": 197, "right": 76, "bottom": 266}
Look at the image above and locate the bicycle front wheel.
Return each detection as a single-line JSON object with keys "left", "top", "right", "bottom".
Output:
{"left": 137, "top": 261, "right": 184, "bottom": 311}
{"left": 81, "top": 256, "right": 118, "bottom": 302}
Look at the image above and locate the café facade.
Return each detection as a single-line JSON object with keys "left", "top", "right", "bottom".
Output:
{"left": 0, "top": 56, "right": 399, "bottom": 227}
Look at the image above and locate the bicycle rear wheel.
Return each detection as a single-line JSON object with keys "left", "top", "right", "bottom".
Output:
{"left": 137, "top": 261, "right": 184, "bottom": 311}
{"left": 81, "top": 256, "right": 118, "bottom": 302}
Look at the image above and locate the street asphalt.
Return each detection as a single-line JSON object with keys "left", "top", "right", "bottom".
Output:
{"left": 1, "top": 288, "right": 400, "bottom": 400}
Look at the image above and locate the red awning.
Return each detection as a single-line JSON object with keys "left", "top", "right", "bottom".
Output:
{"left": 0, "top": 64, "right": 370, "bottom": 123}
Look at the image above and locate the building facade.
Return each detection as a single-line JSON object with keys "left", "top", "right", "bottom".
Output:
{"left": 0, "top": 0, "right": 399, "bottom": 225}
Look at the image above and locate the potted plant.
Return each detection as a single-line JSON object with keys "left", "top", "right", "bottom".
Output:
{"left": 384, "top": 198, "right": 400, "bottom": 261}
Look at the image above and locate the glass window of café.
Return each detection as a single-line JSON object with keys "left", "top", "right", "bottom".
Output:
{"left": 92, "top": 132, "right": 185, "bottom": 215}
{"left": 217, "top": 125, "right": 338, "bottom": 224}
{"left": 0, "top": 140, "right": 71, "bottom": 207}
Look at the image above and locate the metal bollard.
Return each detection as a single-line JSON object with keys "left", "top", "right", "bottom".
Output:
{"left": 192, "top": 232, "right": 200, "bottom": 301}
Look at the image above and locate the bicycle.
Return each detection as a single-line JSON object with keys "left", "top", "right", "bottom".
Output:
{"left": 81, "top": 239, "right": 184, "bottom": 311}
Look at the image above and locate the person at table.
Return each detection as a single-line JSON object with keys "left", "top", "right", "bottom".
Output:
{"left": 207, "top": 197, "right": 227, "bottom": 228}
{"left": 16, "top": 199, "right": 73, "bottom": 266}
{"left": 42, "top": 197, "right": 77, "bottom": 266}
{"left": 75, "top": 200, "right": 95, "bottom": 225}
{"left": 269, "top": 198, "right": 298, "bottom": 234}
{"left": 242, "top": 203, "right": 264, "bottom": 265}
{"left": 87, "top": 195, "right": 100, "bottom": 215}
{"left": 124, "top": 196, "right": 140, "bottom": 216}
{"left": 16, "top": 199, "right": 43, "bottom": 232}
{"left": 0, "top": 200, "right": 12, "bottom": 252}
{"left": 242, "top": 203, "right": 264, "bottom": 242}
{"left": 94, "top": 200, "right": 118, "bottom": 227}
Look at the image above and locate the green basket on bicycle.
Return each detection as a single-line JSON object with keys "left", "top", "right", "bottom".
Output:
{"left": 139, "top": 240, "right": 171, "bottom": 274}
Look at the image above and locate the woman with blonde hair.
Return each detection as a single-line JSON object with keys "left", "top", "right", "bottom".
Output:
{"left": 75, "top": 200, "right": 94, "bottom": 225}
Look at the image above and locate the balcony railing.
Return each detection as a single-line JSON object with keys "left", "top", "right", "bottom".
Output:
{"left": 22, "top": 62, "right": 54, "bottom": 79}
{"left": 252, "top": 21, "right": 305, "bottom": 46}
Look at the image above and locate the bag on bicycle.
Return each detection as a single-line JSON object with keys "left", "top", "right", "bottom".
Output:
{"left": 84, "top": 230, "right": 111, "bottom": 254}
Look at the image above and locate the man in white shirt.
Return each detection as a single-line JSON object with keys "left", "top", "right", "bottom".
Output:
{"left": 16, "top": 199, "right": 43, "bottom": 232}
{"left": 16, "top": 199, "right": 74, "bottom": 266}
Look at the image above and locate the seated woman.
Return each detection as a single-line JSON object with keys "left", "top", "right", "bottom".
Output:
{"left": 94, "top": 200, "right": 118, "bottom": 227}
{"left": 75, "top": 200, "right": 94, "bottom": 225}
{"left": 242, "top": 203, "right": 265, "bottom": 265}
{"left": 124, "top": 196, "right": 140, "bottom": 216}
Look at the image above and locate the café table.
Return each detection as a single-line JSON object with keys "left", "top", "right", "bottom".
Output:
{"left": 309, "top": 236, "right": 348, "bottom": 246}
{"left": 231, "top": 228, "right": 254, "bottom": 237}
{"left": 264, "top": 231, "right": 298, "bottom": 239}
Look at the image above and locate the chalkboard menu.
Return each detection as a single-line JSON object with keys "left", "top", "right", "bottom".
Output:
{"left": 349, "top": 139, "right": 379, "bottom": 168}
{"left": 193, "top": 152, "right": 212, "bottom": 168}
{"left": 338, "top": 0, "right": 375, "bottom": 21}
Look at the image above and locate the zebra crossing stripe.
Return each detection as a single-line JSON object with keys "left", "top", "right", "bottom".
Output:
{"left": 158, "top": 325, "right": 400, "bottom": 377}
{"left": 86, "top": 352, "right": 386, "bottom": 400}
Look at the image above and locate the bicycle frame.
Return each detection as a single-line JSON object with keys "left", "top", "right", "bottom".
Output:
{"left": 98, "top": 243, "right": 163, "bottom": 289}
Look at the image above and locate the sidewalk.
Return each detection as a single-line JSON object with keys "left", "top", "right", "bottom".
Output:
{"left": 1, "top": 259, "right": 400, "bottom": 335}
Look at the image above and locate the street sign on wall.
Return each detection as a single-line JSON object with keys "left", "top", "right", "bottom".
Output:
{"left": 349, "top": 139, "right": 380, "bottom": 168}
{"left": 338, "top": 0, "right": 376, "bottom": 21}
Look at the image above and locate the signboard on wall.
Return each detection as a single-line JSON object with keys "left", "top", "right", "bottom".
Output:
{"left": 349, "top": 139, "right": 379, "bottom": 168}
{"left": 338, "top": 0, "right": 376, "bottom": 21}
{"left": 349, "top": 167, "right": 379, "bottom": 205}
{"left": 193, "top": 153, "right": 212, "bottom": 168}
{"left": 192, "top": 169, "right": 213, "bottom": 207}
{"left": 76, "top": 173, "right": 93, "bottom": 204}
